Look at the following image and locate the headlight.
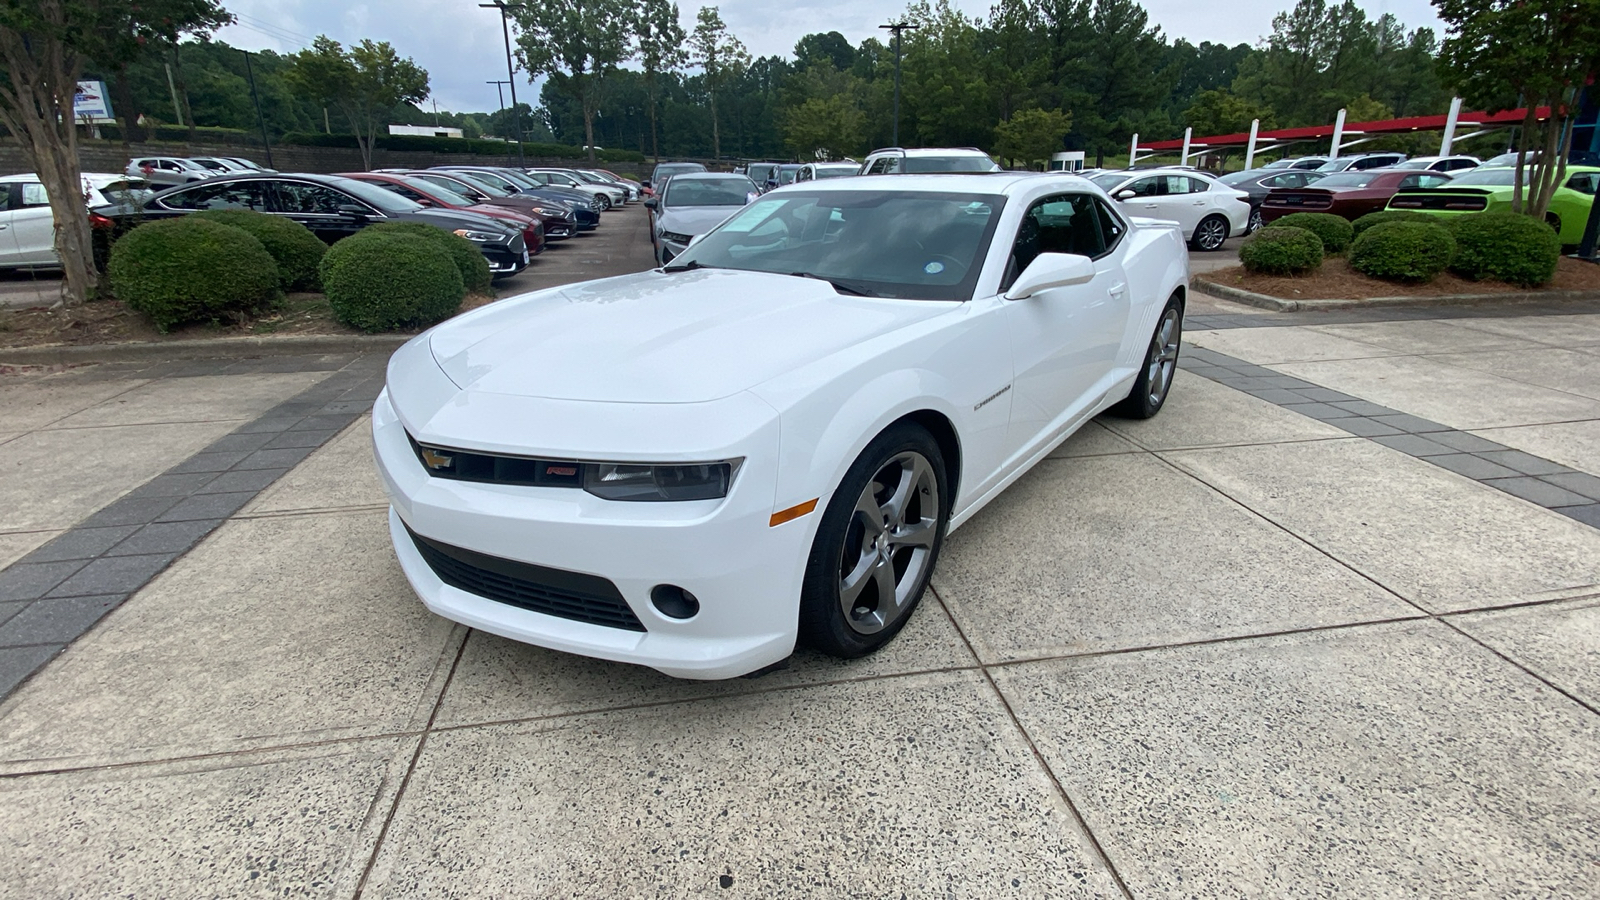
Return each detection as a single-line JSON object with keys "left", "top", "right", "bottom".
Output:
{"left": 583, "top": 460, "right": 740, "bottom": 501}
{"left": 452, "top": 228, "right": 500, "bottom": 243}
{"left": 660, "top": 230, "right": 693, "bottom": 244}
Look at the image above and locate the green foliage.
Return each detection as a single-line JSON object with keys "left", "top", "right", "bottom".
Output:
{"left": 1239, "top": 226, "right": 1325, "bottom": 275}
{"left": 362, "top": 221, "right": 492, "bottom": 293}
{"left": 277, "top": 131, "right": 645, "bottom": 161}
{"left": 1183, "top": 89, "right": 1276, "bottom": 136}
{"left": 1351, "top": 209, "right": 1438, "bottom": 237}
{"left": 319, "top": 233, "right": 465, "bottom": 332}
{"left": 1271, "top": 212, "right": 1354, "bottom": 253}
{"left": 993, "top": 108, "right": 1073, "bottom": 167}
{"left": 1447, "top": 212, "right": 1562, "bottom": 287}
{"left": 284, "top": 36, "right": 429, "bottom": 169}
{"left": 107, "top": 218, "right": 281, "bottom": 332}
{"left": 512, "top": 0, "right": 637, "bottom": 162}
{"left": 1348, "top": 221, "right": 1455, "bottom": 282}
{"left": 190, "top": 210, "right": 326, "bottom": 292}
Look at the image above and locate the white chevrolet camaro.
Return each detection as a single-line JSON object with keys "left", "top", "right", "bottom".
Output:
{"left": 374, "top": 174, "right": 1189, "bottom": 679}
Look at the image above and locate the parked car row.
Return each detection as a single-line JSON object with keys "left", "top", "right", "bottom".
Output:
{"left": 3, "top": 161, "right": 638, "bottom": 277}
{"left": 126, "top": 155, "right": 276, "bottom": 187}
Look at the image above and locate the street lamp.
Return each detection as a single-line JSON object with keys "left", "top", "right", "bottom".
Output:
{"left": 480, "top": 1, "right": 526, "bottom": 165}
{"left": 879, "top": 21, "right": 919, "bottom": 147}
{"left": 487, "top": 79, "right": 510, "bottom": 143}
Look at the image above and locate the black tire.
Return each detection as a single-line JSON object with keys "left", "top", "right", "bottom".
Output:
{"left": 799, "top": 423, "right": 949, "bottom": 658}
{"left": 1247, "top": 207, "right": 1264, "bottom": 235}
{"left": 1110, "top": 294, "right": 1184, "bottom": 419}
{"left": 1189, "top": 214, "right": 1230, "bottom": 251}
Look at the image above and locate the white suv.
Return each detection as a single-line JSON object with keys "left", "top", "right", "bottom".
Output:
{"left": 858, "top": 147, "right": 1002, "bottom": 175}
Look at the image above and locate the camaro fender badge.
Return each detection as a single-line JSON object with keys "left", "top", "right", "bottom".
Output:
{"left": 974, "top": 384, "right": 1012, "bottom": 411}
{"left": 419, "top": 447, "right": 454, "bottom": 470}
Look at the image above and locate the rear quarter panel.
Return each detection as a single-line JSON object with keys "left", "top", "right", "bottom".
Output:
{"left": 1119, "top": 219, "right": 1189, "bottom": 368}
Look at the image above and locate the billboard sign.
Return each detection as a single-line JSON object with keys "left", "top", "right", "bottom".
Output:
{"left": 73, "top": 81, "right": 114, "bottom": 123}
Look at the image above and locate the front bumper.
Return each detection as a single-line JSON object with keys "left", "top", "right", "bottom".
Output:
{"left": 371, "top": 384, "right": 812, "bottom": 679}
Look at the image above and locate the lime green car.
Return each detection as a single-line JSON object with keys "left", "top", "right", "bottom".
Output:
{"left": 1385, "top": 165, "right": 1600, "bottom": 243}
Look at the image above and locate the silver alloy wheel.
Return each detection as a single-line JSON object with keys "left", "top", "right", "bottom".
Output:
{"left": 1247, "top": 208, "right": 1263, "bottom": 234}
{"left": 1196, "top": 216, "right": 1228, "bottom": 250}
{"left": 838, "top": 451, "right": 940, "bottom": 635}
{"left": 1146, "top": 306, "right": 1182, "bottom": 406}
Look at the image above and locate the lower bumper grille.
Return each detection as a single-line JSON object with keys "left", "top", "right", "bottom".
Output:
{"left": 405, "top": 523, "right": 646, "bottom": 632}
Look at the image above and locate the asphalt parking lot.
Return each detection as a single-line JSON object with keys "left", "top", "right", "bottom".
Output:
{"left": 1, "top": 204, "right": 1598, "bottom": 897}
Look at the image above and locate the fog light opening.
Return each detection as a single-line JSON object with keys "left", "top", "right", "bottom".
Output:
{"left": 650, "top": 584, "right": 700, "bottom": 620}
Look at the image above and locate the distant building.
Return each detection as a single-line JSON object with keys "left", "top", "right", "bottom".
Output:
{"left": 1047, "top": 151, "right": 1086, "bottom": 172}
{"left": 388, "top": 125, "right": 464, "bottom": 139}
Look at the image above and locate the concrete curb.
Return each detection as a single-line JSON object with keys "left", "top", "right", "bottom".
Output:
{"left": 0, "top": 333, "right": 411, "bottom": 366}
{"left": 1192, "top": 278, "right": 1600, "bottom": 312}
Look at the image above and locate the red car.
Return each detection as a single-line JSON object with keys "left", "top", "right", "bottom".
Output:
{"left": 336, "top": 171, "right": 551, "bottom": 254}
{"left": 1261, "top": 169, "right": 1455, "bottom": 223}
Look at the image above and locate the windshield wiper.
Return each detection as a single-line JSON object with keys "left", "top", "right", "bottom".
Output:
{"left": 662, "top": 259, "right": 710, "bottom": 273}
{"left": 787, "top": 271, "right": 875, "bottom": 296}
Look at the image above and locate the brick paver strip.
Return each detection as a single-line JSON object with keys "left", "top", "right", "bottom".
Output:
{"left": 0, "top": 352, "right": 387, "bottom": 697}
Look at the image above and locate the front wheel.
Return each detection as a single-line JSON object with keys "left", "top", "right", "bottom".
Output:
{"left": 599, "top": 195, "right": 613, "bottom": 210}
{"left": 1110, "top": 295, "right": 1183, "bottom": 419}
{"left": 799, "top": 423, "right": 948, "bottom": 658}
{"left": 1190, "top": 214, "right": 1229, "bottom": 251}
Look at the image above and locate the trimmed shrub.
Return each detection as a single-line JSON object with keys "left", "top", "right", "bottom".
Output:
{"left": 319, "top": 233, "right": 464, "bottom": 332}
{"left": 363, "top": 221, "right": 493, "bottom": 293}
{"left": 1348, "top": 221, "right": 1456, "bottom": 282}
{"left": 1351, "top": 209, "right": 1439, "bottom": 238}
{"left": 1239, "top": 226, "right": 1325, "bottom": 276}
{"left": 1270, "top": 212, "right": 1355, "bottom": 253}
{"left": 107, "top": 218, "right": 279, "bottom": 332}
{"left": 1448, "top": 211, "right": 1562, "bottom": 287}
{"left": 191, "top": 209, "right": 326, "bottom": 291}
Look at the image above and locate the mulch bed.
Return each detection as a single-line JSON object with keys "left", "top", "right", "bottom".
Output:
{"left": 1196, "top": 256, "right": 1600, "bottom": 300}
{"left": 0, "top": 291, "right": 498, "bottom": 350}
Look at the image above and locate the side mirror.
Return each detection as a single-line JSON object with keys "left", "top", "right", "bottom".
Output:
{"left": 337, "top": 204, "right": 370, "bottom": 220}
{"left": 643, "top": 197, "right": 658, "bottom": 209}
{"left": 1115, "top": 189, "right": 1136, "bottom": 200}
{"left": 1004, "top": 253, "right": 1096, "bottom": 300}
{"left": 415, "top": 198, "right": 434, "bottom": 207}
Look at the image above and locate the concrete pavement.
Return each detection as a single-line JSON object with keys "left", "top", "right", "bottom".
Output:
{"left": 0, "top": 204, "right": 1598, "bottom": 897}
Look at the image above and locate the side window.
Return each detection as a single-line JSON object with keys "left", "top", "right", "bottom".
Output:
{"left": 1567, "top": 172, "right": 1598, "bottom": 195}
{"left": 1448, "top": 159, "right": 1476, "bottom": 171}
{"left": 883, "top": 157, "right": 904, "bottom": 174}
{"left": 1001, "top": 193, "right": 1108, "bottom": 290}
{"left": 159, "top": 160, "right": 182, "bottom": 171}
{"left": 20, "top": 183, "right": 50, "bottom": 207}
{"left": 1398, "top": 175, "right": 1421, "bottom": 190}
{"left": 1126, "top": 177, "right": 1162, "bottom": 197}
{"left": 272, "top": 182, "right": 354, "bottom": 214}
{"left": 0, "top": 186, "right": 12, "bottom": 212}
{"left": 1094, "top": 199, "right": 1125, "bottom": 252}
{"left": 375, "top": 182, "right": 427, "bottom": 203}
{"left": 1417, "top": 174, "right": 1451, "bottom": 188}
{"left": 158, "top": 181, "right": 269, "bottom": 211}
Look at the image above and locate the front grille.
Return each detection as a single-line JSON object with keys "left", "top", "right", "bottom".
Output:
{"left": 409, "top": 433, "right": 583, "bottom": 488}
{"left": 509, "top": 232, "right": 526, "bottom": 254}
{"left": 405, "top": 522, "right": 645, "bottom": 631}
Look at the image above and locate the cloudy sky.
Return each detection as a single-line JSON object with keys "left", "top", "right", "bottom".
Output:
{"left": 213, "top": 0, "right": 1448, "bottom": 115}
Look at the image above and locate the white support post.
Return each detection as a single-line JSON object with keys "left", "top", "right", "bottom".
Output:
{"left": 1244, "top": 119, "right": 1260, "bottom": 170}
{"left": 1129, "top": 133, "right": 1139, "bottom": 166}
{"left": 1329, "top": 108, "right": 1347, "bottom": 158}
{"left": 1440, "top": 96, "right": 1463, "bottom": 156}
{"left": 1180, "top": 127, "right": 1193, "bottom": 167}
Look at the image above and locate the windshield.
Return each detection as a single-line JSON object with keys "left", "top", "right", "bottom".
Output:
{"left": 654, "top": 163, "right": 707, "bottom": 182}
{"left": 747, "top": 164, "right": 776, "bottom": 182}
{"left": 325, "top": 176, "right": 424, "bottom": 212}
{"left": 414, "top": 172, "right": 506, "bottom": 198}
{"left": 1089, "top": 172, "right": 1132, "bottom": 190}
{"left": 777, "top": 167, "right": 802, "bottom": 185}
{"left": 489, "top": 169, "right": 543, "bottom": 189}
{"left": 451, "top": 169, "right": 520, "bottom": 193}
{"left": 1313, "top": 173, "right": 1377, "bottom": 188}
{"left": 1449, "top": 168, "right": 1518, "bottom": 186}
{"left": 814, "top": 165, "right": 857, "bottom": 179}
{"left": 1393, "top": 159, "right": 1435, "bottom": 169}
{"left": 902, "top": 156, "right": 1000, "bottom": 174}
{"left": 399, "top": 175, "right": 476, "bottom": 206}
{"left": 668, "top": 190, "right": 1003, "bottom": 301}
{"left": 1219, "top": 171, "right": 1264, "bottom": 186}
{"left": 665, "top": 178, "right": 756, "bottom": 207}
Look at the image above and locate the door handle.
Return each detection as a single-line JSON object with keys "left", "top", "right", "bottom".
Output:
{"left": 0, "top": 224, "right": 8, "bottom": 230}
{"left": 1110, "top": 282, "right": 1128, "bottom": 299}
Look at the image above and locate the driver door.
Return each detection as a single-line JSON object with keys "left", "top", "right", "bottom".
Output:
{"left": 1001, "top": 193, "right": 1131, "bottom": 451}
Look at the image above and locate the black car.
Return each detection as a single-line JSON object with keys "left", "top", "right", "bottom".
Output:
{"left": 95, "top": 174, "right": 531, "bottom": 276}
{"left": 646, "top": 161, "right": 707, "bottom": 194}
{"left": 404, "top": 170, "right": 600, "bottom": 232}
{"left": 1218, "top": 168, "right": 1328, "bottom": 233}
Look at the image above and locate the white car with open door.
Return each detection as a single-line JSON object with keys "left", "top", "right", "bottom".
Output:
{"left": 0, "top": 173, "right": 153, "bottom": 269}
{"left": 1090, "top": 168, "right": 1251, "bottom": 251}
{"left": 374, "top": 174, "right": 1189, "bottom": 679}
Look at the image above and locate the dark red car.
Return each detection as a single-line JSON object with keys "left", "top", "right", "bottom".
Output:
{"left": 336, "top": 172, "right": 552, "bottom": 253}
{"left": 1261, "top": 169, "right": 1455, "bottom": 223}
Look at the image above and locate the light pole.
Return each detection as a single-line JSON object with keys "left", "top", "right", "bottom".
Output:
{"left": 879, "top": 21, "right": 918, "bottom": 147}
{"left": 241, "top": 50, "right": 275, "bottom": 170}
{"left": 480, "top": 1, "right": 526, "bottom": 166}
{"left": 487, "top": 79, "right": 510, "bottom": 141}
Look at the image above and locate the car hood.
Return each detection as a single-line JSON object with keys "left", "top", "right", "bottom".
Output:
{"left": 428, "top": 268, "right": 953, "bottom": 404}
{"left": 656, "top": 206, "right": 743, "bottom": 236}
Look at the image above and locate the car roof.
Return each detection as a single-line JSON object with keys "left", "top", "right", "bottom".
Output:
{"left": 669, "top": 172, "right": 752, "bottom": 181}
{"left": 867, "top": 147, "right": 993, "bottom": 158}
{"left": 777, "top": 173, "right": 1089, "bottom": 195}
{"left": 1098, "top": 167, "right": 1215, "bottom": 179}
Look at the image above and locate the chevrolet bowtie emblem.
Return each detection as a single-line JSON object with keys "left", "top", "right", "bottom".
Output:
{"left": 419, "top": 447, "right": 454, "bottom": 470}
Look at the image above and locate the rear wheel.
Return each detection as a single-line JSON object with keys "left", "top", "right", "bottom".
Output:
{"left": 1190, "top": 215, "right": 1229, "bottom": 251}
{"left": 1110, "top": 294, "right": 1184, "bottom": 419}
{"left": 799, "top": 423, "right": 948, "bottom": 658}
{"left": 1246, "top": 207, "right": 1264, "bottom": 235}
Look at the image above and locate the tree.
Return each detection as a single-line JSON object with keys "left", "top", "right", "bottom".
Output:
{"left": 0, "top": 0, "right": 229, "bottom": 307}
{"left": 1183, "top": 89, "right": 1275, "bottom": 137}
{"left": 1435, "top": 0, "right": 1600, "bottom": 218}
{"left": 284, "top": 37, "right": 429, "bottom": 171}
{"left": 794, "top": 32, "right": 855, "bottom": 71}
{"left": 993, "top": 107, "right": 1072, "bottom": 167}
{"left": 635, "top": 0, "right": 686, "bottom": 161}
{"left": 689, "top": 6, "right": 749, "bottom": 160}
{"left": 514, "top": 0, "right": 634, "bottom": 164}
